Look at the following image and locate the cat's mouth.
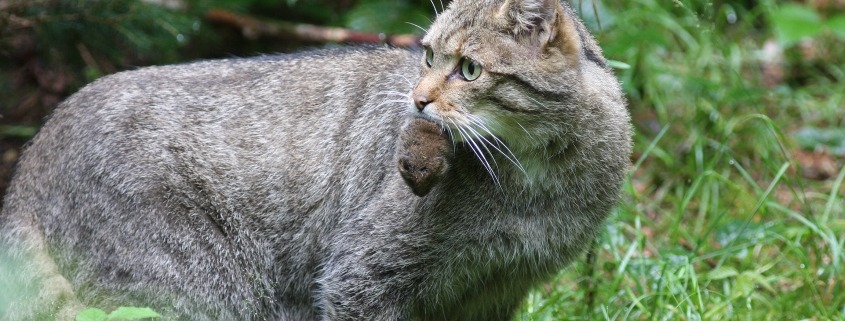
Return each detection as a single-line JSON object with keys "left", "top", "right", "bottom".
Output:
{"left": 402, "top": 110, "right": 531, "bottom": 187}
{"left": 408, "top": 104, "right": 523, "bottom": 165}
{"left": 410, "top": 105, "right": 446, "bottom": 124}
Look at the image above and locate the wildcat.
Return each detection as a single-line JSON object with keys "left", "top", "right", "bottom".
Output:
{"left": 0, "top": 0, "right": 631, "bottom": 320}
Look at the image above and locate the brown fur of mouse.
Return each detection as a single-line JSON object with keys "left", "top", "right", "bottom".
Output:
{"left": 397, "top": 118, "right": 453, "bottom": 197}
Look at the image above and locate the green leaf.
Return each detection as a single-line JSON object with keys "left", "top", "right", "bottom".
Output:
{"left": 706, "top": 266, "right": 738, "bottom": 280}
{"left": 76, "top": 308, "right": 108, "bottom": 321}
{"left": 743, "top": 270, "right": 776, "bottom": 294}
{"left": 106, "top": 307, "right": 160, "bottom": 320}
{"left": 607, "top": 60, "right": 631, "bottom": 70}
{"left": 826, "top": 15, "right": 845, "bottom": 39}
{"left": 770, "top": 4, "right": 823, "bottom": 46}
{"left": 732, "top": 273, "right": 757, "bottom": 299}
{"left": 0, "top": 125, "right": 38, "bottom": 138}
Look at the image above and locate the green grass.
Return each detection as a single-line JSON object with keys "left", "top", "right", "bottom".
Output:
{"left": 517, "top": 0, "right": 845, "bottom": 320}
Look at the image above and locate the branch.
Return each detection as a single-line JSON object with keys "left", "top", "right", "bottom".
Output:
{"left": 205, "top": 9, "right": 422, "bottom": 48}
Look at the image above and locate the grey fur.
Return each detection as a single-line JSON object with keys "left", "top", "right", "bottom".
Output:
{"left": 0, "top": 0, "right": 631, "bottom": 320}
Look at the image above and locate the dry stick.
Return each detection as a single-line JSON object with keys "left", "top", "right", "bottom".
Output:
{"left": 205, "top": 9, "right": 422, "bottom": 48}
{"left": 584, "top": 241, "right": 598, "bottom": 311}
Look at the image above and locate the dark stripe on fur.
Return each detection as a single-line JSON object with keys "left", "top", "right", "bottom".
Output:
{"left": 490, "top": 76, "right": 572, "bottom": 114}
{"left": 509, "top": 74, "right": 573, "bottom": 102}
{"left": 488, "top": 95, "right": 538, "bottom": 114}
{"left": 578, "top": 31, "right": 607, "bottom": 69}
{"left": 563, "top": 2, "right": 609, "bottom": 70}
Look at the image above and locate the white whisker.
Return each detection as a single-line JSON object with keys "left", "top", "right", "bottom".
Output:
{"left": 461, "top": 121, "right": 500, "bottom": 168}
{"left": 385, "top": 73, "right": 414, "bottom": 88}
{"left": 465, "top": 115, "right": 526, "bottom": 175}
{"left": 373, "top": 99, "right": 411, "bottom": 111}
{"left": 455, "top": 124, "right": 500, "bottom": 186}
{"left": 526, "top": 96, "right": 547, "bottom": 109}
{"left": 428, "top": 0, "right": 440, "bottom": 16}
{"left": 397, "top": 75, "right": 414, "bottom": 88}
{"left": 374, "top": 91, "right": 410, "bottom": 99}
{"left": 444, "top": 120, "right": 457, "bottom": 154}
{"left": 405, "top": 22, "right": 428, "bottom": 34}
{"left": 515, "top": 121, "right": 532, "bottom": 139}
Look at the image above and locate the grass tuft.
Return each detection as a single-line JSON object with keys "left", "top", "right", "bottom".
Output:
{"left": 518, "top": 0, "right": 845, "bottom": 320}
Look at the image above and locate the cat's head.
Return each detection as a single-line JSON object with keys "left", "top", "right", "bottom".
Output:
{"left": 411, "top": 0, "right": 606, "bottom": 155}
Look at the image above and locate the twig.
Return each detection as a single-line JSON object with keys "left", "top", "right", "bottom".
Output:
{"left": 584, "top": 240, "right": 598, "bottom": 311}
{"left": 76, "top": 43, "right": 101, "bottom": 73}
{"left": 205, "top": 9, "right": 422, "bottom": 48}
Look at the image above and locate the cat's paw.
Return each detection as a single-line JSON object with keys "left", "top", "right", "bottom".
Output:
{"left": 397, "top": 118, "right": 453, "bottom": 197}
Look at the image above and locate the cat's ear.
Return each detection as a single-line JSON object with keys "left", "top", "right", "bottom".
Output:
{"left": 497, "top": 0, "right": 581, "bottom": 60}
{"left": 496, "top": 0, "right": 559, "bottom": 46}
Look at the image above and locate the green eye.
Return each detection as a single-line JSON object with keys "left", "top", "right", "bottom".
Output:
{"left": 424, "top": 47, "right": 434, "bottom": 67}
{"left": 460, "top": 58, "right": 482, "bottom": 81}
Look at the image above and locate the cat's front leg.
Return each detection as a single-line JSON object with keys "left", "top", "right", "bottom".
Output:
{"left": 314, "top": 250, "right": 420, "bottom": 321}
{"left": 313, "top": 221, "right": 429, "bottom": 321}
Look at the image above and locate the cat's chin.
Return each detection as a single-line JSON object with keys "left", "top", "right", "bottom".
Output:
{"left": 411, "top": 108, "right": 444, "bottom": 124}
{"left": 396, "top": 117, "right": 453, "bottom": 197}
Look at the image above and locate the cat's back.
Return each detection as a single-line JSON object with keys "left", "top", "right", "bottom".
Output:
{"left": 7, "top": 46, "right": 419, "bottom": 202}
{"left": 37, "top": 46, "right": 419, "bottom": 140}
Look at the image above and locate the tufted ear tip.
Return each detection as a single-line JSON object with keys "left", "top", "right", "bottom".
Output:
{"left": 497, "top": 0, "right": 562, "bottom": 47}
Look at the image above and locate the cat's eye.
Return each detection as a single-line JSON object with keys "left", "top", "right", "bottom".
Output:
{"left": 460, "top": 58, "right": 482, "bottom": 81}
{"left": 424, "top": 47, "right": 434, "bottom": 67}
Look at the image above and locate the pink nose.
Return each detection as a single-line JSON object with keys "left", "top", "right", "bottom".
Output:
{"left": 413, "top": 94, "right": 431, "bottom": 112}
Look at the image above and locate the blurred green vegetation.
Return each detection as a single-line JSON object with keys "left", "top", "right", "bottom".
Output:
{"left": 0, "top": 0, "right": 843, "bottom": 320}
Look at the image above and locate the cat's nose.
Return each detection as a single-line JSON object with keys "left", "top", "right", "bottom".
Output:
{"left": 414, "top": 94, "right": 432, "bottom": 112}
